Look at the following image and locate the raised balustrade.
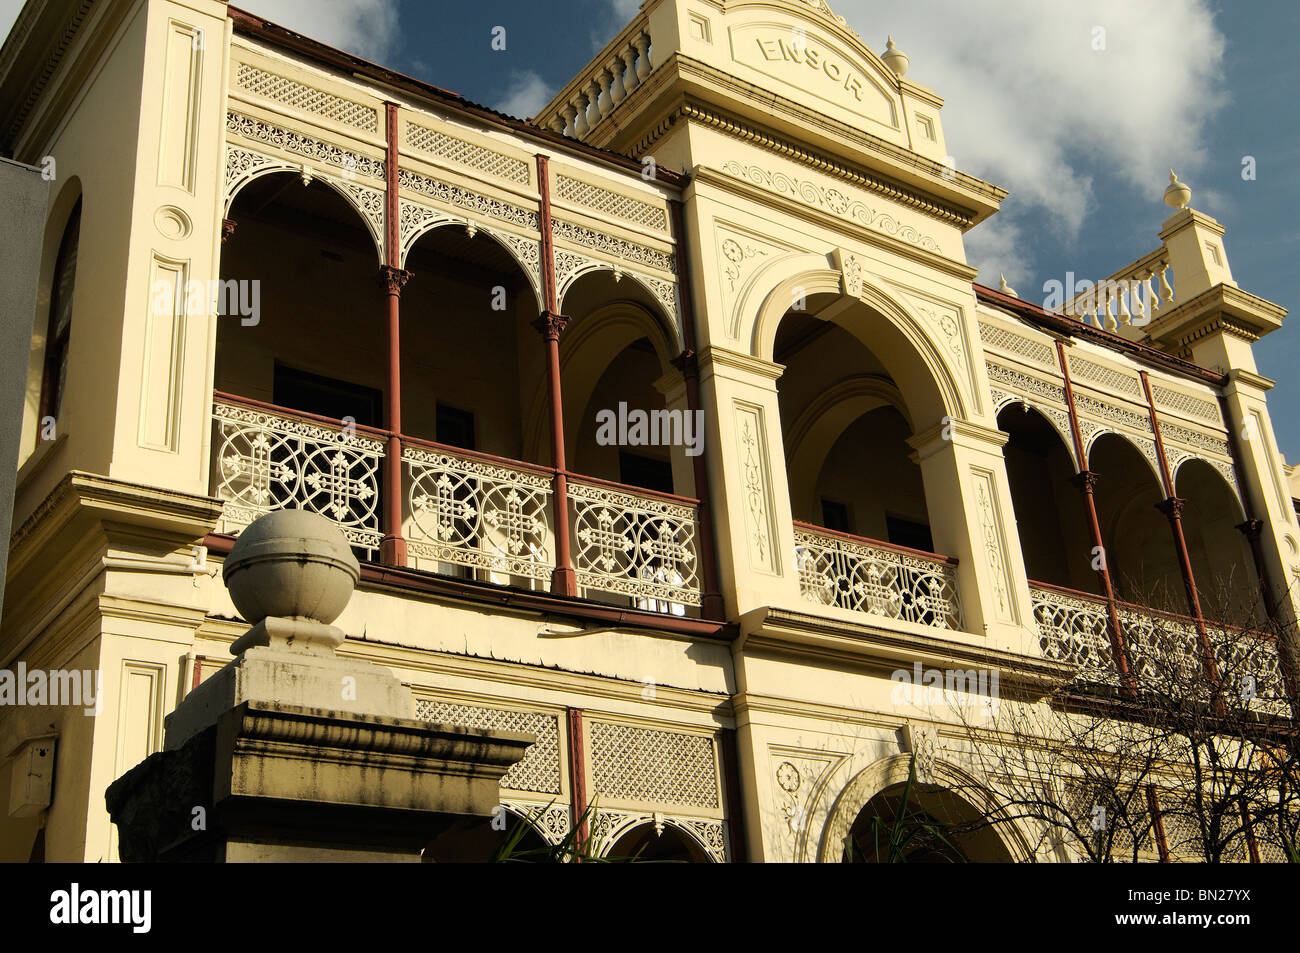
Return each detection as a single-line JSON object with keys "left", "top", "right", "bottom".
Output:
{"left": 793, "top": 522, "right": 963, "bottom": 631}
{"left": 535, "top": 19, "right": 656, "bottom": 138}
{"left": 569, "top": 476, "right": 703, "bottom": 611}
{"left": 210, "top": 396, "right": 703, "bottom": 614}
{"left": 211, "top": 393, "right": 386, "bottom": 554}
{"left": 402, "top": 437, "right": 554, "bottom": 586}
{"left": 1030, "top": 580, "right": 1291, "bottom": 715}
{"left": 1063, "top": 247, "right": 1175, "bottom": 331}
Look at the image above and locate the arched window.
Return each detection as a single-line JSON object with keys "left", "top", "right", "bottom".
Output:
{"left": 40, "top": 200, "right": 81, "bottom": 421}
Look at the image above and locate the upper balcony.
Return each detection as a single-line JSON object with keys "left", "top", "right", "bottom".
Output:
{"left": 213, "top": 167, "right": 711, "bottom": 619}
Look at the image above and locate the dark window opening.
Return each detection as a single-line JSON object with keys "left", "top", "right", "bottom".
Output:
{"left": 436, "top": 403, "right": 476, "bottom": 451}
{"left": 618, "top": 451, "right": 674, "bottom": 494}
{"left": 886, "top": 515, "right": 934, "bottom": 554}
{"left": 821, "top": 498, "right": 851, "bottom": 534}
{"left": 272, "top": 363, "right": 382, "bottom": 428}
{"left": 40, "top": 200, "right": 82, "bottom": 421}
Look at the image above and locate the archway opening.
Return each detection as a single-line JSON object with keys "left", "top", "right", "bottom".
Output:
{"left": 1174, "top": 460, "right": 1259, "bottom": 623}
{"left": 843, "top": 782, "right": 1012, "bottom": 863}
{"left": 556, "top": 271, "right": 683, "bottom": 488}
{"left": 999, "top": 404, "right": 1096, "bottom": 593}
{"left": 1089, "top": 434, "right": 1183, "bottom": 609}
{"left": 402, "top": 223, "right": 543, "bottom": 459}
{"left": 776, "top": 303, "right": 932, "bottom": 550}
{"left": 606, "top": 823, "right": 709, "bottom": 862}
{"left": 217, "top": 172, "right": 386, "bottom": 421}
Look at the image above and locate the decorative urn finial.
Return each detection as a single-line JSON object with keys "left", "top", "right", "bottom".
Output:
{"left": 882, "top": 36, "right": 910, "bottom": 77}
{"left": 999, "top": 273, "right": 1019, "bottom": 298}
{"left": 1163, "top": 169, "right": 1192, "bottom": 210}
{"left": 223, "top": 509, "right": 360, "bottom": 629}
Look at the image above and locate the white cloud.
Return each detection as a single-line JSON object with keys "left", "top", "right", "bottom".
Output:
{"left": 833, "top": 0, "right": 1226, "bottom": 242}
{"left": 964, "top": 215, "right": 1029, "bottom": 289}
{"left": 497, "top": 69, "right": 554, "bottom": 120}
{"left": 238, "top": 0, "right": 400, "bottom": 62}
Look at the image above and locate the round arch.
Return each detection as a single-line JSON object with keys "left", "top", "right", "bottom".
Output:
{"left": 522, "top": 296, "right": 679, "bottom": 465}
{"left": 1174, "top": 457, "right": 1258, "bottom": 618}
{"left": 596, "top": 815, "right": 718, "bottom": 863}
{"left": 1089, "top": 432, "right": 1181, "bottom": 605}
{"left": 27, "top": 175, "right": 85, "bottom": 442}
{"left": 558, "top": 263, "right": 683, "bottom": 353}
{"left": 998, "top": 403, "right": 1095, "bottom": 591}
{"left": 225, "top": 165, "right": 384, "bottom": 263}
{"left": 749, "top": 256, "right": 966, "bottom": 426}
{"left": 817, "top": 753, "right": 1037, "bottom": 864}
{"left": 992, "top": 395, "right": 1079, "bottom": 471}
{"left": 402, "top": 216, "right": 544, "bottom": 307}
{"left": 1084, "top": 427, "right": 1163, "bottom": 487}
{"left": 784, "top": 374, "right": 909, "bottom": 518}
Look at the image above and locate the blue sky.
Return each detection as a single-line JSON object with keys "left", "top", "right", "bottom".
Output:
{"left": 4, "top": 0, "right": 1297, "bottom": 457}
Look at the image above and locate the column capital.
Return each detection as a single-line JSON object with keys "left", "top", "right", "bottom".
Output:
{"left": 532, "top": 310, "right": 570, "bottom": 341}
{"left": 1156, "top": 496, "right": 1186, "bottom": 519}
{"left": 670, "top": 347, "right": 698, "bottom": 377}
{"left": 378, "top": 265, "right": 412, "bottom": 296}
{"left": 1069, "top": 469, "right": 1100, "bottom": 494}
{"left": 1235, "top": 517, "right": 1264, "bottom": 541}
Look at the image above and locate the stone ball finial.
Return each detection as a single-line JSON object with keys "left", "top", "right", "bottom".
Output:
{"left": 882, "top": 36, "right": 910, "bottom": 77}
{"left": 223, "top": 509, "right": 360, "bottom": 627}
{"left": 1163, "top": 169, "right": 1192, "bottom": 210}
{"left": 999, "top": 273, "right": 1019, "bottom": 298}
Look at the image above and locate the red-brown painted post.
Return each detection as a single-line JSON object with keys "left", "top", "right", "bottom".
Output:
{"left": 380, "top": 102, "right": 410, "bottom": 566}
{"left": 1140, "top": 371, "right": 1221, "bottom": 694}
{"left": 535, "top": 155, "right": 577, "bottom": 596}
{"left": 1057, "top": 342, "right": 1134, "bottom": 690}
{"left": 566, "top": 708, "right": 589, "bottom": 857}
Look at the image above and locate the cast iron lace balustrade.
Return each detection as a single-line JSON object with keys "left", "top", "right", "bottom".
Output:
{"left": 568, "top": 478, "right": 703, "bottom": 611}
{"left": 1030, "top": 581, "right": 1291, "bottom": 715}
{"left": 1117, "top": 603, "right": 1205, "bottom": 689}
{"left": 793, "top": 523, "right": 962, "bottom": 631}
{"left": 402, "top": 440, "right": 554, "bottom": 584}
{"left": 1207, "top": 624, "right": 1291, "bottom": 717}
{"left": 212, "top": 396, "right": 384, "bottom": 554}
{"left": 1029, "top": 583, "right": 1120, "bottom": 687}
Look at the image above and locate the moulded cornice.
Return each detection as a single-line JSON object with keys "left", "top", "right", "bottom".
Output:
{"left": 698, "top": 344, "right": 785, "bottom": 382}
{"left": 738, "top": 606, "right": 1072, "bottom": 695}
{"left": 609, "top": 55, "right": 1004, "bottom": 225}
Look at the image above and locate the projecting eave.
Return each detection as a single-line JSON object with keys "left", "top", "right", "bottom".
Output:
{"left": 975, "top": 283, "right": 1229, "bottom": 388}
{"left": 584, "top": 53, "right": 1005, "bottom": 229}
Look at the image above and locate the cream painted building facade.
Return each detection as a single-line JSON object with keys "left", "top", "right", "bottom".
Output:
{"left": 1, "top": 0, "right": 1296, "bottom": 862}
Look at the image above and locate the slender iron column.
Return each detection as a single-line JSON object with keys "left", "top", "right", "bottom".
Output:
{"left": 1140, "top": 371, "right": 1221, "bottom": 692}
{"left": 380, "top": 102, "right": 410, "bottom": 565}
{"left": 566, "top": 708, "right": 589, "bottom": 856}
{"left": 1057, "top": 342, "right": 1133, "bottom": 689}
{"left": 535, "top": 155, "right": 577, "bottom": 595}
